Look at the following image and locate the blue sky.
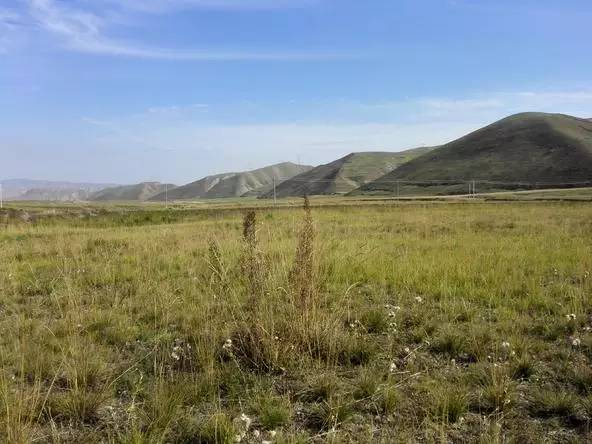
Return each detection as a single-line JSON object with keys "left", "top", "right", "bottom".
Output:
{"left": 1, "top": 0, "right": 592, "bottom": 184}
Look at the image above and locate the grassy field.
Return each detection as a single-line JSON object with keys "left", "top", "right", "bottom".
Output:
{"left": 1, "top": 200, "right": 592, "bottom": 442}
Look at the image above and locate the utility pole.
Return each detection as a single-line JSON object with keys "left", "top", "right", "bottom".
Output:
{"left": 472, "top": 180, "right": 476, "bottom": 198}
{"left": 273, "top": 176, "right": 277, "bottom": 206}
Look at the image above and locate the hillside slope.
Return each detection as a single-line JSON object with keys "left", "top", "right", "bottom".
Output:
{"left": 206, "top": 162, "right": 313, "bottom": 198}
{"left": 264, "top": 149, "right": 433, "bottom": 198}
{"left": 90, "top": 182, "right": 176, "bottom": 201}
{"left": 150, "top": 162, "right": 312, "bottom": 201}
{"left": 356, "top": 113, "right": 592, "bottom": 196}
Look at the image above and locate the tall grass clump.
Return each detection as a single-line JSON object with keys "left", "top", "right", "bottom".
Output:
{"left": 240, "top": 210, "right": 266, "bottom": 314}
{"left": 231, "top": 211, "right": 281, "bottom": 373}
{"left": 290, "top": 196, "right": 317, "bottom": 313}
{"left": 207, "top": 238, "right": 228, "bottom": 292}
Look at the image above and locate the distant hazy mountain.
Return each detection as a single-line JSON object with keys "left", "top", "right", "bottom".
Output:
{"left": 356, "top": 112, "right": 592, "bottom": 196}
{"left": 0, "top": 179, "right": 117, "bottom": 201}
{"left": 89, "top": 182, "right": 177, "bottom": 201}
{"left": 149, "top": 162, "right": 313, "bottom": 201}
{"left": 263, "top": 149, "right": 433, "bottom": 198}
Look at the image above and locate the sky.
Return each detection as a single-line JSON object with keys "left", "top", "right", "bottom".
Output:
{"left": 1, "top": 0, "right": 592, "bottom": 184}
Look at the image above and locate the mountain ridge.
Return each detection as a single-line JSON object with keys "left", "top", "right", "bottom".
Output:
{"left": 355, "top": 112, "right": 592, "bottom": 196}
{"left": 90, "top": 182, "right": 177, "bottom": 202}
{"left": 149, "top": 162, "right": 313, "bottom": 201}
{"left": 263, "top": 148, "right": 434, "bottom": 198}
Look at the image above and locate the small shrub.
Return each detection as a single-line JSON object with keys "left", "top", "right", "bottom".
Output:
{"left": 198, "top": 413, "right": 236, "bottom": 444}
{"left": 580, "top": 395, "right": 592, "bottom": 420}
{"left": 353, "top": 369, "right": 380, "bottom": 400}
{"left": 568, "top": 362, "right": 592, "bottom": 394}
{"left": 337, "top": 336, "right": 376, "bottom": 367}
{"left": 430, "top": 328, "right": 466, "bottom": 356}
{"left": 231, "top": 323, "right": 284, "bottom": 374}
{"left": 360, "top": 308, "right": 389, "bottom": 334}
{"left": 510, "top": 357, "right": 536, "bottom": 381}
{"left": 431, "top": 387, "right": 468, "bottom": 424}
{"left": 377, "top": 385, "right": 399, "bottom": 415}
{"left": 528, "top": 390, "right": 578, "bottom": 419}
{"left": 470, "top": 364, "right": 516, "bottom": 413}
{"left": 299, "top": 374, "right": 340, "bottom": 403}
{"left": 48, "top": 388, "right": 107, "bottom": 424}
{"left": 306, "top": 398, "right": 353, "bottom": 431}
{"left": 253, "top": 394, "right": 292, "bottom": 430}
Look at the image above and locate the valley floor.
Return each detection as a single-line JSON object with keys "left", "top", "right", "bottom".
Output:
{"left": 1, "top": 201, "right": 591, "bottom": 442}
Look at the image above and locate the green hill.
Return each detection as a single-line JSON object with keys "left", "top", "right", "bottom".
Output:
{"left": 150, "top": 162, "right": 312, "bottom": 201}
{"left": 263, "top": 149, "right": 434, "bottom": 198}
{"left": 90, "top": 182, "right": 176, "bottom": 201}
{"left": 356, "top": 113, "right": 592, "bottom": 196}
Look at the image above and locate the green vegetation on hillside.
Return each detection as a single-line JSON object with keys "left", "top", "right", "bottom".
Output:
{"left": 0, "top": 201, "right": 591, "bottom": 442}
{"left": 266, "top": 148, "right": 433, "bottom": 198}
{"left": 357, "top": 113, "right": 592, "bottom": 196}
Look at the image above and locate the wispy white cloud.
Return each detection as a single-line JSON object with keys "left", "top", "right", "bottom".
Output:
{"left": 0, "top": 7, "right": 25, "bottom": 53}
{"left": 104, "top": 0, "right": 317, "bottom": 13}
{"left": 81, "top": 117, "right": 113, "bottom": 126}
{"left": 26, "top": 0, "right": 343, "bottom": 60}
{"left": 147, "top": 103, "right": 209, "bottom": 114}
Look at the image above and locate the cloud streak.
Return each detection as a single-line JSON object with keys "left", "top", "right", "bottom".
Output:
{"left": 107, "top": 0, "right": 317, "bottom": 13}
{"left": 27, "top": 0, "right": 344, "bottom": 61}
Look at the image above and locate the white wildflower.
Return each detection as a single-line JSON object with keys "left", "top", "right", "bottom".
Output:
{"left": 566, "top": 313, "right": 576, "bottom": 321}
{"left": 404, "top": 347, "right": 410, "bottom": 354}
{"left": 572, "top": 338, "right": 582, "bottom": 347}
{"left": 414, "top": 296, "right": 423, "bottom": 303}
{"left": 223, "top": 339, "right": 233, "bottom": 351}
{"left": 253, "top": 429, "right": 260, "bottom": 438}
{"left": 240, "top": 413, "right": 251, "bottom": 430}
{"left": 269, "top": 430, "right": 277, "bottom": 437}
{"left": 501, "top": 341, "right": 511, "bottom": 349}
{"left": 388, "top": 311, "right": 396, "bottom": 318}
{"left": 389, "top": 362, "right": 397, "bottom": 373}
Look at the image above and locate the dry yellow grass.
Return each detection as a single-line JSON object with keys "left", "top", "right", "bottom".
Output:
{"left": 0, "top": 200, "right": 591, "bottom": 442}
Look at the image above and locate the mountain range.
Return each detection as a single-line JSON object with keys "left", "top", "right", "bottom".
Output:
{"left": 4, "top": 112, "right": 592, "bottom": 202}
{"left": 89, "top": 182, "right": 177, "bottom": 202}
{"left": 0, "top": 179, "right": 117, "bottom": 201}
{"left": 149, "top": 162, "right": 312, "bottom": 201}
{"left": 263, "top": 149, "right": 433, "bottom": 198}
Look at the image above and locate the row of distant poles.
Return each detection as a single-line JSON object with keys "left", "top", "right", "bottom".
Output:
{"left": 0, "top": 178, "right": 482, "bottom": 211}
